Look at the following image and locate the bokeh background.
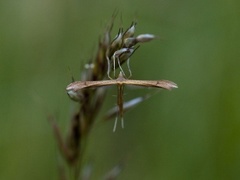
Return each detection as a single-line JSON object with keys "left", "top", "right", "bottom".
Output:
{"left": 1, "top": 0, "right": 240, "bottom": 179}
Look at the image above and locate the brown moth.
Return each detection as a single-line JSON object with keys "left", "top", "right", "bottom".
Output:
{"left": 66, "top": 72, "right": 178, "bottom": 131}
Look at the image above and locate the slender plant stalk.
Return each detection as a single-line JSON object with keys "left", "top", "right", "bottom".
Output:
{"left": 50, "top": 14, "right": 177, "bottom": 180}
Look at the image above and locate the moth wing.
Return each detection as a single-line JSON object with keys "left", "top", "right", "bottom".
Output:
{"left": 126, "top": 80, "right": 178, "bottom": 90}
{"left": 66, "top": 80, "right": 117, "bottom": 91}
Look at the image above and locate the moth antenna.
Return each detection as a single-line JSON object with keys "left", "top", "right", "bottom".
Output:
{"left": 113, "top": 116, "right": 118, "bottom": 132}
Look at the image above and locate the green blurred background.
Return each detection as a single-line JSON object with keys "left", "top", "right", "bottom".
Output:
{"left": 1, "top": 0, "right": 240, "bottom": 179}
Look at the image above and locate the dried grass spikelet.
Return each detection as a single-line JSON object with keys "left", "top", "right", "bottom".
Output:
{"left": 51, "top": 14, "right": 176, "bottom": 179}
{"left": 67, "top": 17, "right": 159, "bottom": 135}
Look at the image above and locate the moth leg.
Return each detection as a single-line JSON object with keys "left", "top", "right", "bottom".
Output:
{"left": 117, "top": 56, "right": 126, "bottom": 77}
{"left": 126, "top": 58, "right": 132, "bottom": 78}
{"left": 113, "top": 116, "right": 118, "bottom": 132}
{"left": 112, "top": 55, "right": 116, "bottom": 78}
{"left": 121, "top": 117, "right": 124, "bottom": 129}
{"left": 106, "top": 55, "right": 113, "bottom": 79}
